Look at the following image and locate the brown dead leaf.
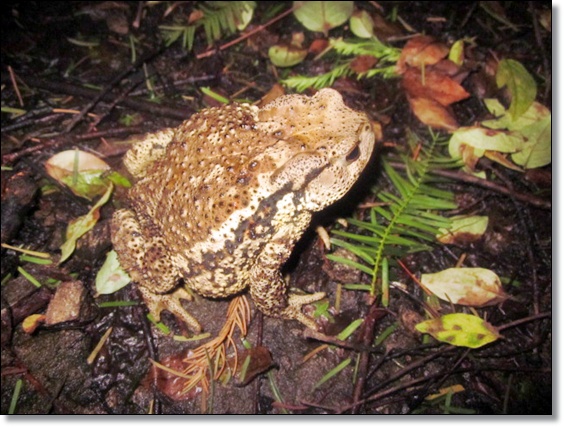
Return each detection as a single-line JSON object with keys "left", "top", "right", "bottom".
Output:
{"left": 459, "top": 144, "right": 481, "bottom": 170}
{"left": 231, "top": 346, "right": 274, "bottom": 386}
{"left": 350, "top": 55, "right": 378, "bottom": 73}
{"left": 309, "top": 38, "right": 329, "bottom": 54}
{"left": 484, "top": 150, "right": 523, "bottom": 172}
{"left": 154, "top": 353, "right": 199, "bottom": 401}
{"left": 372, "top": 11, "right": 404, "bottom": 41}
{"left": 397, "top": 35, "right": 450, "bottom": 73}
{"left": 407, "top": 96, "right": 459, "bottom": 131}
{"left": 188, "top": 9, "right": 204, "bottom": 24}
{"left": 402, "top": 67, "right": 470, "bottom": 106}
{"left": 258, "top": 84, "right": 286, "bottom": 107}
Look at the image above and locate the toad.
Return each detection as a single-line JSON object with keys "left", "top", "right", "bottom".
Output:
{"left": 111, "top": 88, "right": 376, "bottom": 331}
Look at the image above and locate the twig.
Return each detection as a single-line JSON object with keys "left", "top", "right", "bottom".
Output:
{"left": 350, "top": 303, "right": 386, "bottom": 414}
{"left": 61, "top": 48, "right": 169, "bottom": 133}
{"left": 5, "top": 74, "right": 195, "bottom": 121}
{"left": 497, "top": 311, "right": 551, "bottom": 332}
{"left": 2, "top": 126, "right": 146, "bottom": 164}
{"left": 8, "top": 66, "right": 24, "bottom": 107}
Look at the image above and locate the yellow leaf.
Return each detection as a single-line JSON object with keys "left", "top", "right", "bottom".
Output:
{"left": 415, "top": 313, "right": 501, "bottom": 349}
{"left": 22, "top": 314, "right": 46, "bottom": 334}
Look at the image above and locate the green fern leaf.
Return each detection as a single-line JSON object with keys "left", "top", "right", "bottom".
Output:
{"left": 330, "top": 132, "right": 458, "bottom": 297}
{"left": 160, "top": 1, "right": 256, "bottom": 51}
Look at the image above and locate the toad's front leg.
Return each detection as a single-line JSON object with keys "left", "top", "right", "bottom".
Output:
{"left": 111, "top": 209, "right": 202, "bottom": 332}
{"left": 248, "top": 238, "right": 325, "bottom": 330}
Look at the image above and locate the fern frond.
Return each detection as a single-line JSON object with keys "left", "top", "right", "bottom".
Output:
{"left": 160, "top": 1, "right": 256, "bottom": 51}
{"left": 282, "top": 63, "right": 354, "bottom": 92}
{"left": 329, "top": 37, "right": 401, "bottom": 64}
{"left": 282, "top": 37, "right": 401, "bottom": 92}
{"left": 330, "top": 132, "right": 458, "bottom": 296}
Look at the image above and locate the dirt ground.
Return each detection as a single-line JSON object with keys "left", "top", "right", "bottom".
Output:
{"left": 1, "top": 1, "right": 551, "bottom": 414}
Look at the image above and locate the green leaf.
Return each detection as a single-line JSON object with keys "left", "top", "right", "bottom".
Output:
{"left": 511, "top": 112, "right": 551, "bottom": 168}
{"left": 59, "top": 184, "right": 113, "bottom": 263}
{"left": 268, "top": 44, "right": 308, "bottom": 67}
{"left": 415, "top": 313, "right": 501, "bottom": 349}
{"left": 8, "top": 379, "right": 23, "bottom": 414}
{"left": 436, "top": 215, "right": 489, "bottom": 244}
{"left": 482, "top": 99, "right": 551, "bottom": 168}
{"left": 293, "top": 1, "right": 354, "bottom": 34}
{"left": 349, "top": 10, "right": 374, "bottom": 38}
{"left": 420, "top": 267, "right": 508, "bottom": 307}
{"left": 336, "top": 319, "right": 364, "bottom": 340}
{"left": 449, "top": 126, "right": 524, "bottom": 158}
{"left": 314, "top": 358, "right": 352, "bottom": 389}
{"left": 496, "top": 59, "right": 537, "bottom": 120}
{"left": 96, "top": 250, "right": 131, "bottom": 295}
{"left": 448, "top": 39, "right": 464, "bottom": 66}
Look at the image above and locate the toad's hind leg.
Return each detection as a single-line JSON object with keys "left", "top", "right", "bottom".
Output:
{"left": 111, "top": 209, "right": 202, "bottom": 332}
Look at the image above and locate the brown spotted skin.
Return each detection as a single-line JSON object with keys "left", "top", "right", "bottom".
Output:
{"left": 111, "top": 88, "right": 376, "bottom": 332}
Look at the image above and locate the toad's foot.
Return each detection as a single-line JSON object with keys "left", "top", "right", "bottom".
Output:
{"left": 138, "top": 286, "right": 202, "bottom": 333}
{"left": 280, "top": 291, "right": 326, "bottom": 330}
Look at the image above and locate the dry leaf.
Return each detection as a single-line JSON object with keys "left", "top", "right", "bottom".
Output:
{"left": 350, "top": 55, "right": 378, "bottom": 73}
{"left": 397, "top": 35, "right": 450, "bottom": 72}
{"left": 258, "top": 84, "right": 286, "bottom": 107}
{"left": 402, "top": 67, "right": 470, "bottom": 107}
{"left": 22, "top": 314, "right": 46, "bottom": 334}
{"left": 420, "top": 267, "right": 509, "bottom": 307}
{"left": 309, "top": 38, "right": 329, "bottom": 54}
{"left": 407, "top": 96, "right": 459, "bottom": 131}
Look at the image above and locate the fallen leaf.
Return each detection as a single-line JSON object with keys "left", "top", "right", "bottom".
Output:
{"left": 350, "top": 55, "right": 378, "bottom": 73}
{"left": 293, "top": 1, "right": 354, "bottom": 35}
{"left": 402, "top": 67, "right": 470, "bottom": 106}
{"left": 268, "top": 43, "right": 308, "bottom": 67}
{"left": 482, "top": 99, "right": 551, "bottom": 169}
{"left": 415, "top": 313, "right": 501, "bottom": 349}
{"left": 397, "top": 35, "right": 450, "bottom": 72}
{"left": 496, "top": 59, "right": 537, "bottom": 120}
{"left": 449, "top": 126, "right": 524, "bottom": 166}
{"left": 308, "top": 38, "right": 329, "bottom": 54}
{"left": 60, "top": 183, "right": 113, "bottom": 263}
{"left": 371, "top": 11, "right": 403, "bottom": 41}
{"left": 448, "top": 39, "right": 465, "bottom": 66}
{"left": 258, "top": 84, "right": 286, "bottom": 107}
{"left": 436, "top": 215, "right": 489, "bottom": 244}
{"left": 420, "top": 267, "right": 508, "bottom": 307}
{"left": 22, "top": 314, "right": 46, "bottom": 334}
{"left": 484, "top": 150, "right": 523, "bottom": 172}
{"left": 407, "top": 96, "right": 459, "bottom": 131}
{"left": 46, "top": 150, "right": 112, "bottom": 200}
{"left": 349, "top": 9, "right": 374, "bottom": 38}
{"left": 96, "top": 250, "right": 131, "bottom": 295}
{"left": 231, "top": 346, "right": 274, "bottom": 386}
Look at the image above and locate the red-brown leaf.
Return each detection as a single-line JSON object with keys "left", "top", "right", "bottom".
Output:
{"left": 407, "top": 96, "right": 459, "bottom": 131}
{"left": 397, "top": 35, "right": 450, "bottom": 72}
{"left": 402, "top": 67, "right": 470, "bottom": 106}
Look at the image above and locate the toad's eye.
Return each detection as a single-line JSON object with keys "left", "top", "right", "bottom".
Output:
{"left": 345, "top": 145, "right": 360, "bottom": 163}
